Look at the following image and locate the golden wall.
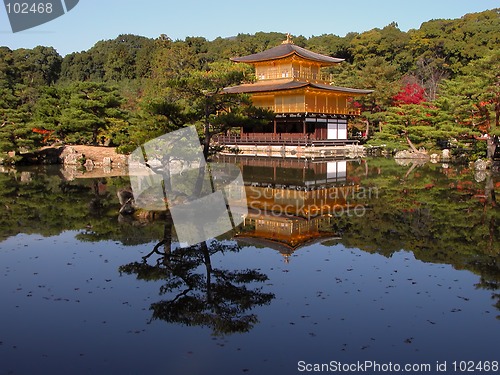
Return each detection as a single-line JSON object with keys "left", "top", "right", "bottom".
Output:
{"left": 252, "top": 90, "right": 358, "bottom": 115}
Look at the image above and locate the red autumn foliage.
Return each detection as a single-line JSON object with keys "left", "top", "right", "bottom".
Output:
{"left": 32, "top": 128, "right": 54, "bottom": 144}
{"left": 32, "top": 128, "right": 52, "bottom": 135}
{"left": 393, "top": 83, "right": 426, "bottom": 105}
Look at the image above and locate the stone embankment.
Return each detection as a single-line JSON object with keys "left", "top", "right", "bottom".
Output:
{"left": 59, "top": 145, "right": 128, "bottom": 180}
{"left": 60, "top": 145, "right": 128, "bottom": 167}
{"left": 8, "top": 145, "right": 129, "bottom": 179}
{"left": 11, "top": 145, "right": 127, "bottom": 167}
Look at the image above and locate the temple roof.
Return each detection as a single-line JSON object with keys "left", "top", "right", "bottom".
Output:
{"left": 230, "top": 43, "right": 344, "bottom": 66}
{"left": 223, "top": 79, "right": 373, "bottom": 95}
{"left": 236, "top": 234, "right": 342, "bottom": 254}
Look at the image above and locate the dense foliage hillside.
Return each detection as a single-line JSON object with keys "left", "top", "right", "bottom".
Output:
{"left": 0, "top": 9, "right": 499, "bottom": 161}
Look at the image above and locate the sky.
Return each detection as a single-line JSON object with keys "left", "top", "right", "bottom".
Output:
{"left": 0, "top": 0, "right": 499, "bottom": 56}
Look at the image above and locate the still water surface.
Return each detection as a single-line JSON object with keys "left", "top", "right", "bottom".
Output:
{"left": 0, "top": 158, "right": 499, "bottom": 374}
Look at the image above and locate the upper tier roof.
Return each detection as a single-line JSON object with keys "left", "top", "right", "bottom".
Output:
{"left": 230, "top": 42, "right": 344, "bottom": 66}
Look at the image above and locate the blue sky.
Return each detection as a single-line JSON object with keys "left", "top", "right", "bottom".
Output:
{"left": 0, "top": 0, "right": 498, "bottom": 56}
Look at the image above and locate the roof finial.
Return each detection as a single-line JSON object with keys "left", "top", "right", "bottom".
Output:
{"left": 282, "top": 33, "right": 294, "bottom": 45}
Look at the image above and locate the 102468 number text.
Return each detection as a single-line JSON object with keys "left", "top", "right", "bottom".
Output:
{"left": 452, "top": 361, "right": 499, "bottom": 372}
{"left": 5, "top": 2, "right": 53, "bottom": 14}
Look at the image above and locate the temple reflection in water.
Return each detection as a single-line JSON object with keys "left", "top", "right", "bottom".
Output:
{"left": 216, "top": 156, "right": 362, "bottom": 261}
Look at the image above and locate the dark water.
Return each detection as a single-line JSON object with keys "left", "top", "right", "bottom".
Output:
{"left": 0, "top": 158, "right": 499, "bottom": 375}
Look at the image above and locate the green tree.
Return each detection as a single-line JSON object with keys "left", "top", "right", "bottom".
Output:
{"left": 28, "top": 86, "right": 64, "bottom": 144}
{"left": 307, "top": 33, "right": 354, "bottom": 62}
{"left": 12, "top": 46, "right": 62, "bottom": 86}
{"left": 103, "top": 34, "right": 156, "bottom": 81}
{"left": 58, "top": 82, "right": 125, "bottom": 145}
{"left": 349, "top": 22, "right": 411, "bottom": 71}
{"left": 60, "top": 50, "right": 103, "bottom": 82}
{"left": 439, "top": 51, "right": 500, "bottom": 135}
{"left": 370, "top": 103, "right": 462, "bottom": 150}
{"left": 0, "top": 107, "right": 34, "bottom": 158}
{"left": 0, "top": 46, "right": 63, "bottom": 157}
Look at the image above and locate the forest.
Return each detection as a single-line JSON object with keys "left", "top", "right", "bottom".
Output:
{"left": 0, "top": 8, "right": 499, "bottom": 161}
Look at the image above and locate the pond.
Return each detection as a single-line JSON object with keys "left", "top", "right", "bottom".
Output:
{"left": 0, "top": 157, "right": 499, "bottom": 375}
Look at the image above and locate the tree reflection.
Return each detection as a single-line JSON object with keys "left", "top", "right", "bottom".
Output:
{"left": 119, "top": 221, "right": 275, "bottom": 335}
{"left": 345, "top": 158, "right": 500, "bottom": 317}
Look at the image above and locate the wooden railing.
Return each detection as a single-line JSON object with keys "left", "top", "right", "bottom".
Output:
{"left": 256, "top": 104, "right": 361, "bottom": 116}
{"left": 256, "top": 69, "right": 334, "bottom": 84}
{"left": 257, "top": 69, "right": 334, "bottom": 85}
{"left": 213, "top": 135, "right": 359, "bottom": 147}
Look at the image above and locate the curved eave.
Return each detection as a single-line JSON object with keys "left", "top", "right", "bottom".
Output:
{"left": 309, "top": 82, "right": 374, "bottom": 95}
{"left": 224, "top": 80, "right": 374, "bottom": 95}
{"left": 224, "top": 80, "right": 308, "bottom": 94}
{"left": 230, "top": 44, "right": 344, "bottom": 66}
